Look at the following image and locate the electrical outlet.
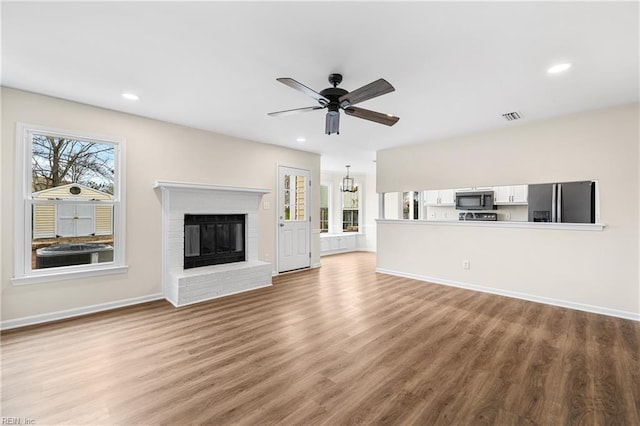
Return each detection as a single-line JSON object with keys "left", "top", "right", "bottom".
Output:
{"left": 505, "top": 212, "right": 511, "bottom": 220}
{"left": 263, "top": 201, "right": 270, "bottom": 210}
{"left": 463, "top": 260, "right": 470, "bottom": 270}
{"left": 264, "top": 253, "right": 270, "bottom": 260}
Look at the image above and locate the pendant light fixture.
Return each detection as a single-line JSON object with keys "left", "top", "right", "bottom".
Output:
{"left": 341, "top": 165, "right": 358, "bottom": 193}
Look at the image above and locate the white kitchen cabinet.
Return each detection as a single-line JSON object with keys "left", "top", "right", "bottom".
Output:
{"left": 424, "top": 190, "right": 438, "bottom": 205}
{"left": 511, "top": 185, "right": 528, "bottom": 203}
{"left": 320, "top": 234, "right": 358, "bottom": 256}
{"left": 424, "top": 189, "right": 455, "bottom": 206}
{"left": 494, "top": 186, "right": 511, "bottom": 204}
{"left": 320, "top": 237, "right": 331, "bottom": 252}
{"left": 440, "top": 189, "right": 455, "bottom": 205}
{"left": 494, "top": 185, "right": 528, "bottom": 205}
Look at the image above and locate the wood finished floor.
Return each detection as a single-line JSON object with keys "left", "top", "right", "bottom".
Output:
{"left": 2, "top": 252, "right": 639, "bottom": 425}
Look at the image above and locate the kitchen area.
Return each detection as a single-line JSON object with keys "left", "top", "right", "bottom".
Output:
{"left": 384, "top": 180, "right": 598, "bottom": 225}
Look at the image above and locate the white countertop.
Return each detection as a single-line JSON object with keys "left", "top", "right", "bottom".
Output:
{"left": 376, "top": 219, "right": 604, "bottom": 231}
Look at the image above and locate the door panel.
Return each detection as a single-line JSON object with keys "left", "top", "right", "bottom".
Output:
{"left": 527, "top": 184, "right": 554, "bottom": 222}
{"left": 57, "top": 204, "right": 76, "bottom": 237}
{"left": 282, "top": 229, "right": 293, "bottom": 257}
{"left": 75, "top": 204, "right": 94, "bottom": 236}
{"left": 560, "top": 181, "right": 594, "bottom": 223}
{"left": 296, "top": 228, "right": 307, "bottom": 255}
{"left": 278, "top": 166, "right": 311, "bottom": 272}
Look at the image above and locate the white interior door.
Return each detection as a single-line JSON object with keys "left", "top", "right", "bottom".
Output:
{"left": 278, "top": 166, "right": 310, "bottom": 273}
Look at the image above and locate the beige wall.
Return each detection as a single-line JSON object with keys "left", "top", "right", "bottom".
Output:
{"left": 377, "top": 103, "right": 640, "bottom": 318}
{"left": 1, "top": 87, "right": 321, "bottom": 322}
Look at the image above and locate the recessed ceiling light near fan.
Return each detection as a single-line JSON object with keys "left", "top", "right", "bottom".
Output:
{"left": 268, "top": 73, "right": 399, "bottom": 135}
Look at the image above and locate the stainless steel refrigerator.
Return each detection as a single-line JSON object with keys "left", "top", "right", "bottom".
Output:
{"left": 527, "top": 181, "right": 595, "bottom": 223}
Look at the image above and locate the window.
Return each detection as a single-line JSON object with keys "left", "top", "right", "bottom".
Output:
{"left": 320, "top": 184, "right": 329, "bottom": 233}
{"left": 402, "top": 191, "right": 421, "bottom": 220}
{"left": 342, "top": 189, "right": 359, "bottom": 232}
{"left": 13, "top": 123, "right": 126, "bottom": 284}
{"left": 283, "top": 173, "right": 306, "bottom": 221}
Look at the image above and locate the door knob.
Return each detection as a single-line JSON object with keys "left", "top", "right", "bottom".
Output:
{"left": 279, "top": 223, "right": 285, "bottom": 227}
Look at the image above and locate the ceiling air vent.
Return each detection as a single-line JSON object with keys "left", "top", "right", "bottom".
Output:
{"left": 502, "top": 111, "right": 523, "bottom": 121}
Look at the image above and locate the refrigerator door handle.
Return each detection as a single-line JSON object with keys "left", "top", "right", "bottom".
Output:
{"left": 551, "top": 184, "right": 557, "bottom": 222}
{"left": 557, "top": 183, "right": 562, "bottom": 222}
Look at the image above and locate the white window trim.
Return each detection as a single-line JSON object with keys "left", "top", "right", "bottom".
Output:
{"left": 12, "top": 122, "right": 127, "bottom": 285}
{"left": 320, "top": 181, "right": 332, "bottom": 234}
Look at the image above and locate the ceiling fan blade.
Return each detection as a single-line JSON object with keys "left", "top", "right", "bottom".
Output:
{"left": 343, "top": 106, "right": 400, "bottom": 126}
{"left": 268, "top": 106, "right": 324, "bottom": 117}
{"left": 276, "top": 78, "right": 330, "bottom": 106}
{"left": 338, "top": 78, "right": 395, "bottom": 107}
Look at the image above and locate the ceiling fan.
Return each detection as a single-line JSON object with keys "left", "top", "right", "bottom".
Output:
{"left": 268, "top": 73, "right": 399, "bottom": 135}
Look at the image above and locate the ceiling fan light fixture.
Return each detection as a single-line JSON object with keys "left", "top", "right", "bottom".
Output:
{"left": 326, "top": 111, "right": 340, "bottom": 135}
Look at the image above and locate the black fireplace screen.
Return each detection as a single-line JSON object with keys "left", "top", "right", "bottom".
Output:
{"left": 184, "top": 214, "right": 246, "bottom": 269}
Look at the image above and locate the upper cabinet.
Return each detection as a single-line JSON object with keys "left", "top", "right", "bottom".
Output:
{"left": 494, "top": 185, "right": 528, "bottom": 205}
{"left": 424, "top": 189, "right": 455, "bottom": 206}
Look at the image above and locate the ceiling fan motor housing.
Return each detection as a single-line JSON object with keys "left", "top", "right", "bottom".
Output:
{"left": 319, "top": 87, "right": 349, "bottom": 105}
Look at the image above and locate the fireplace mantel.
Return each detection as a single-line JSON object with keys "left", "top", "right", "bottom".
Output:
{"left": 154, "top": 180, "right": 272, "bottom": 306}
{"left": 153, "top": 180, "right": 270, "bottom": 195}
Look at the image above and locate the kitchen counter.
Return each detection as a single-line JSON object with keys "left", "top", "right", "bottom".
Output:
{"left": 376, "top": 219, "right": 605, "bottom": 231}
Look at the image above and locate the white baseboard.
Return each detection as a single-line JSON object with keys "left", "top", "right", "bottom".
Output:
{"left": 320, "top": 248, "right": 374, "bottom": 257}
{"left": 1, "top": 293, "right": 165, "bottom": 331}
{"left": 376, "top": 268, "right": 640, "bottom": 322}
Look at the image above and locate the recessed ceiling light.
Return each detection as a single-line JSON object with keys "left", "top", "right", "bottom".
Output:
{"left": 296, "top": 137, "right": 306, "bottom": 143}
{"left": 121, "top": 93, "right": 139, "bottom": 100}
{"left": 547, "top": 63, "right": 571, "bottom": 74}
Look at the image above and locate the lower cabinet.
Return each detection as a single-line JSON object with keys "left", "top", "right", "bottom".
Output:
{"left": 320, "top": 234, "right": 358, "bottom": 255}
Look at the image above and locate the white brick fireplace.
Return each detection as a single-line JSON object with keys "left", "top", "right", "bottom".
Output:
{"left": 153, "top": 181, "right": 272, "bottom": 307}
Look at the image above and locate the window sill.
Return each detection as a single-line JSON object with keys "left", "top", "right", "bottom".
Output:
{"left": 12, "top": 264, "right": 128, "bottom": 286}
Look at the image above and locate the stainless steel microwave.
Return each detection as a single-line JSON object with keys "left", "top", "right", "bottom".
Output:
{"left": 455, "top": 191, "right": 496, "bottom": 210}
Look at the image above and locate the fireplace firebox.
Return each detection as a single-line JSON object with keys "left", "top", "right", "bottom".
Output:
{"left": 184, "top": 214, "right": 246, "bottom": 269}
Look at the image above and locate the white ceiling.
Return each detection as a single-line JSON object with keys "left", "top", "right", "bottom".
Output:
{"left": 2, "top": 2, "right": 638, "bottom": 174}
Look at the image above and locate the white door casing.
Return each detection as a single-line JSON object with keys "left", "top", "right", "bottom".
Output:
{"left": 278, "top": 166, "right": 310, "bottom": 273}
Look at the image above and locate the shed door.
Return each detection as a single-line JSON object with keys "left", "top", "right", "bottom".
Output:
{"left": 57, "top": 204, "right": 95, "bottom": 237}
